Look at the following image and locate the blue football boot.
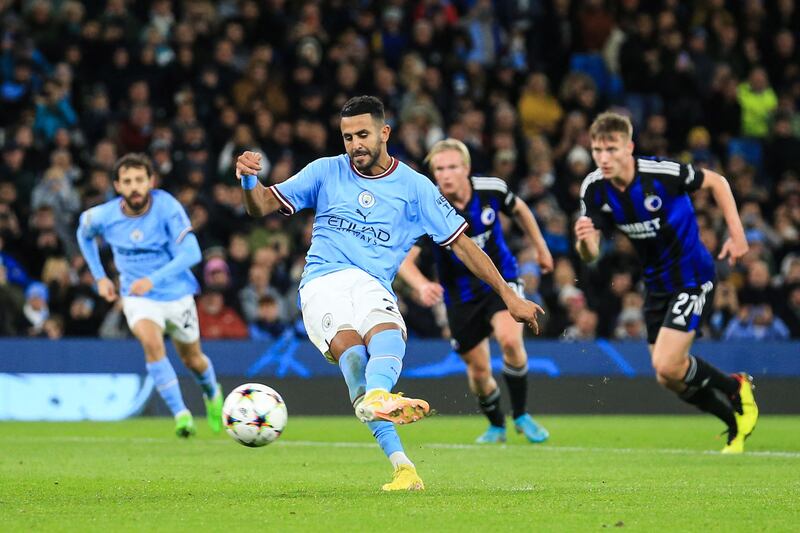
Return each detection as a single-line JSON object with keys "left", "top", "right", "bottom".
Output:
{"left": 475, "top": 425, "right": 507, "bottom": 444}
{"left": 514, "top": 414, "right": 549, "bottom": 443}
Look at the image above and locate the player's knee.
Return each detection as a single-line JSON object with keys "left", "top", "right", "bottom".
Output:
{"left": 468, "top": 361, "right": 492, "bottom": 385}
{"left": 496, "top": 334, "right": 522, "bottom": 357}
{"left": 139, "top": 338, "right": 165, "bottom": 360}
{"left": 654, "top": 372, "right": 671, "bottom": 388}
{"left": 652, "top": 357, "right": 685, "bottom": 382}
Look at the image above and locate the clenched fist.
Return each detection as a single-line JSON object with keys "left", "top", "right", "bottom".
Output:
{"left": 236, "top": 151, "right": 262, "bottom": 180}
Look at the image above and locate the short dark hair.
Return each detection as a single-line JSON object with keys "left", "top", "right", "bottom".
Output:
{"left": 340, "top": 95, "right": 385, "bottom": 122}
{"left": 112, "top": 153, "right": 153, "bottom": 181}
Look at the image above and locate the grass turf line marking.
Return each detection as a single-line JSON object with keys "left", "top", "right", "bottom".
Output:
{"left": 2, "top": 435, "right": 799, "bottom": 458}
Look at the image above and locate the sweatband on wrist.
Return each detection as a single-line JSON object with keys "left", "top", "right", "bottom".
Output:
{"left": 241, "top": 174, "right": 258, "bottom": 190}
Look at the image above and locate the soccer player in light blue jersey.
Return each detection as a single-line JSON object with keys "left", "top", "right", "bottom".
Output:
{"left": 236, "top": 96, "right": 544, "bottom": 490}
{"left": 76, "top": 153, "right": 223, "bottom": 438}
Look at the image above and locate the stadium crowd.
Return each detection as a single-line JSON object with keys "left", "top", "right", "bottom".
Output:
{"left": 0, "top": 0, "right": 798, "bottom": 341}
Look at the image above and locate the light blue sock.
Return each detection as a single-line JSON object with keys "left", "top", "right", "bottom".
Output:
{"left": 338, "top": 345, "right": 369, "bottom": 405}
{"left": 338, "top": 345, "right": 405, "bottom": 459}
{"left": 368, "top": 420, "right": 404, "bottom": 458}
{"left": 146, "top": 357, "right": 187, "bottom": 416}
{"left": 192, "top": 354, "right": 219, "bottom": 398}
{"left": 365, "top": 329, "right": 405, "bottom": 392}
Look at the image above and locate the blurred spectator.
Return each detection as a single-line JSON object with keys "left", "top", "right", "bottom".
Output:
{"left": 40, "top": 256, "right": 71, "bottom": 317}
{"left": 615, "top": 308, "right": 647, "bottom": 340}
{"left": 562, "top": 308, "right": 599, "bottom": 341}
{"left": 63, "top": 268, "right": 105, "bottom": 337}
{"left": 248, "top": 295, "right": 288, "bottom": 341}
{"left": 21, "top": 281, "right": 49, "bottom": 336}
{"left": 40, "top": 315, "right": 64, "bottom": 339}
{"left": 709, "top": 280, "right": 740, "bottom": 338}
{"left": 723, "top": 304, "right": 790, "bottom": 340}
{"left": 764, "top": 112, "right": 800, "bottom": 182}
{"left": 202, "top": 255, "right": 240, "bottom": 307}
{"left": 0, "top": 141, "right": 37, "bottom": 206}
{"left": 33, "top": 79, "right": 77, "bottom": 142}
{"left": 780, "top": 283, "right": 800, "bottom": 338}
{"left": 518, "top": 72, "right": 563, "bottom": 138}
{"left": 0, "top": 263, "right": 24, "bottom": 335}
{"left": 238, "top": 263, "right": 283, "bottom": 324}
{"left": 738, "top": 259, "right": 780, "bottom": 308}
{"left": 737, "top": 67, "right": 778, "bottom": 139}
{"left": 226, "top": 233, "right": 251, "bottom": 290}
{"left": 705, "top": 65, "right": 742, "bottom": 153}
{"left": 197, "top": 289, "right": 248, "bottom": 339}
{"left": 31, "top": 167, "right": 81, "bottom": 236}
{"left": 597, "top": 270, "right": 634, "bottom": 338}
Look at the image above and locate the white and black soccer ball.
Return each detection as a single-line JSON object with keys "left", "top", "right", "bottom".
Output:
{"left": 222, "top": 383, "right": 288, "bottom": 447}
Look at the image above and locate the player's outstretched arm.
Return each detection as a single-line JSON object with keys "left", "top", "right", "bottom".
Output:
{"left": 701, "top": 169, "right": 749, "bottom": 265}
{"left": 76, "top": 212, "right": 116, "bottom": 301}
{"left": 512, "top": 197, "right": 554, "bottom": 273}
{"left": 449, "top": 233, "right": 544, "bottom": 333}
{"left": 574, "top": 216, "right": 601, "bottom": 263}
{"left": 397, "top": 246, "right": 443, "bottom": 307}
{"left": 236, "top": 151, "right": 282, "bottom": 217}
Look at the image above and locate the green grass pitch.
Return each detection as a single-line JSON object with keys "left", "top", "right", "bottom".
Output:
{"left": 1, "top": 415, "right": 798, "bottom": 531}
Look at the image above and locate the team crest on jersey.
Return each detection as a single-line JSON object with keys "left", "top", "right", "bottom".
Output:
{"left": 130, "top": 229, "right": 144, "bottom": 242}
{"left": 321, "top": 313, "right": 333, "bottom": 331}
{"left": 644, "top": 195, "right": 662, "bottom": 212}
{"left": 358, "top": 191, "right": 375, "bottom": 208}
{"left": 481, "top": 207, "right": 496, "bottom": 225}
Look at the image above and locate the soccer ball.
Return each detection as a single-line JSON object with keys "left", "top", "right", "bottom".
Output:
{"left": 222, "top": 383, "right": 288, "bottom": 447}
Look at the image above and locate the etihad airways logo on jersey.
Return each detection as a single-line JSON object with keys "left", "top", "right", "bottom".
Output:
{"left": 617, "top": 217, "right": 661, "bottom": 239}
{"left": 323, "top": 215, "right": 391, "bottom": 244}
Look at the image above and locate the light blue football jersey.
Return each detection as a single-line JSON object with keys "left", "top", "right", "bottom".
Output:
{"left": 270, "top": 155, "right": 468, "bottom": 294}
{"left": 77, "top": 189, "right": 200, "bottom": 301}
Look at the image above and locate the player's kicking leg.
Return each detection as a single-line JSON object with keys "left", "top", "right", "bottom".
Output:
{"left": 300, "top": 270, "right": 426, "bottom": 489}
{"left": 651, "top": 328, "right": 758, "bottom": 453}
{"left": 355, "top": 324, "right": 431, "bottom": 425}
{"left": 333, "top": 331, "right": 423, "bottom": 491}
{"left": 491, "top": 311, "right": 548, "bottom": 443}
{"left": 131, "top": 319, "right": 196, "bottom": 438}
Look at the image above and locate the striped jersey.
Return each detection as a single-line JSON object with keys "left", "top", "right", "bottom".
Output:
{"left": 427, "top": 176, "right": 519, "bottom": 305}
{"left": 579, "top": 157, "right": 715, "bottom": 293}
